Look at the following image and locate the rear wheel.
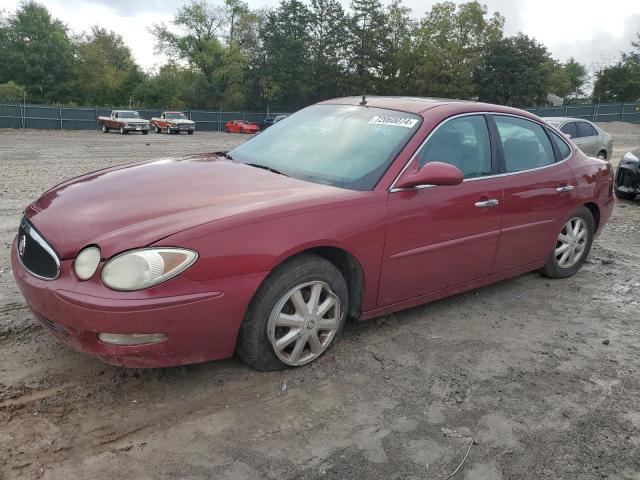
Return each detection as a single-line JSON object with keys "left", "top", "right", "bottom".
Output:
{"left": 240, "top": 127, "right": 246, "bottom": 134}
{"left": 102, "top": 124, "right": 109, "bottom": 133}
{"left": 540, "top": 207, "right": 594, "bottom": 279}
{"left": 236, "top": 254, "right": 348, "bottom": 371}
{"left": 154, "top": 125, "right": 161, "bottom": 134}
{"left": 597, "top": 150, "right": 607, "bottom": 160}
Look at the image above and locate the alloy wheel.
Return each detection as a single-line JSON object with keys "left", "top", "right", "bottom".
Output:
{"left": 267, "top": 281, "right": 341, "bottom": 366}
{"left": 555, "top": 217, "right": 588, "bottom": 268}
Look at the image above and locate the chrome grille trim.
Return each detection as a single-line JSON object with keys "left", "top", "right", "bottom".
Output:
{"left": 18, "top": 217, "right": 61, "bottom": 280}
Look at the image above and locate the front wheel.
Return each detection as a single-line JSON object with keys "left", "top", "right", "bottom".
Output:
{"left": 188, "top": 130, "right": 194, "bottom": 135}
{"left": 119, "top": 125, "right": 126, "bottom": 135}
{"left": 142, "top": 130, "right": 148, "bottom": 135}
{"left": 540, "top": 207, "right": 595, "bottom": 279}
{"left": 236, "top": 254, "right": 348, "bottom": 371}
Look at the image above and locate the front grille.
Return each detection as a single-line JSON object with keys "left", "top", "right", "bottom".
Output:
{"left": 18, "top": 217, "right": 60, "bottom": 280}
{"left": 32, "top": 309, "right": 68, "bottom": 337}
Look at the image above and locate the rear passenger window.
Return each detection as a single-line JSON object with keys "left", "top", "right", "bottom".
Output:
{"left": 494, "top": 116, "right": 556, "bottom": 172}
{"left": 548, "top": 129, "right": 571, "bottom": 159}
{"left": 417, "top": 115, "right": 492, "bottom": 178}
{"left": 576, "top": 122, "right": 597, "bottom": 138}
{"left": 560, "top": 122, "right": 578, "bottom": 138}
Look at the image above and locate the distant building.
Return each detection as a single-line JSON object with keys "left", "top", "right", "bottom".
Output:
{"left": 547, "top": 93, "right": 564, "bottom": 106}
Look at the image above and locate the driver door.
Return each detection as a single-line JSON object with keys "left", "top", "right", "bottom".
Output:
{"left": 378, "top": 114, "right": 503, "bottom": 307}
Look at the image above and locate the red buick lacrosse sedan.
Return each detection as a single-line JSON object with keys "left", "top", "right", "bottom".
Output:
{"left": 12, "top": 97, "right": 614, "bottom": 370}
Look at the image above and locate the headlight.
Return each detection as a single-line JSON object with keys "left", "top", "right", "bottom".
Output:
{"left": 101, "top": 248, "right": 197, "bottom": 291}
{"left": 74, "top": 246, "right": 101, "bottom": 280}
{"left": 622, "top": 151, "right": 639, "bottom": 164}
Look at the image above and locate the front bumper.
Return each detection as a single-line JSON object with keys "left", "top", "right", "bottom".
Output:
{"left": 124, "top": 124, "right": 150, "bottom": 131}
{"left": 615, "top": 161, "right": 640, "bottom": 195}
{"left": 11, "top": 238, "right": 267, "bottom": 368}
{"left": 169, "top": 124, "right": 196, "bottom": 131}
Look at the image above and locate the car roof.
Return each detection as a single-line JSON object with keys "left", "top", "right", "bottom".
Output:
{"left": 164, "top": 111, "right": 184, "bottom": 114}
{"left": 318, "top": 96, "right": 540, "bottom": 119}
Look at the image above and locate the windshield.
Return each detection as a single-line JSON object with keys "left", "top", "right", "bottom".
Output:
{"left": 166, "top": 113, "right": 187, "bottom": 119}
{"left": 229, "top": 104, "right": 421, "bottom": 190}
{"left": 119, "top": 111, "right": 140, "bottom": 119}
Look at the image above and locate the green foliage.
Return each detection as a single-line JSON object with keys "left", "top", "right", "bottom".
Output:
{"left": 1, "top": 1, "right": 74, "bottom": 103}
{"left": 0, "top": 0, "right": 603, "bottom": 110}
{"left": 0, "top": 81, "right": 26, "bottom": 102}
{"left": 412, "top": 1, "right": 503, "bottom": 99}
{"left": 474, "top": 34, "right": 555, "bottom": 107}
{"left": 593, "top": 34, "right": 640, "bottom": 102}
{"left": 73, "top": 27, "right": 144, "bottom": 106}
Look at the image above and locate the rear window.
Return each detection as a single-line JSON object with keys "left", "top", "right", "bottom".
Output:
{"left": 548, "top": 129, "right": 572, "bottom": 159}
{"left": 494, "top": 116, "right": 556, "bottom": 172}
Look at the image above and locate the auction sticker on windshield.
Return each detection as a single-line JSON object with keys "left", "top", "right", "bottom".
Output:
{"left": 368, "top": 115, "right": 419, "bottom": 128}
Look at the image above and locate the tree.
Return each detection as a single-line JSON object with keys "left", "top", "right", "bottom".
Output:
{"left": 346, "top": 0, "right": 390, "bottom": 94}
{"left": 474, "top": 34, "right": 554, "bottom": 107}
{"left": 307, "top": 0, "right": 349, "bottom": 101}
{"left": 593, "top": 34, "right": 640, "bottom": 102}
{"left": 73, "top": 27, "right": 144, "bottom": 106}
{"left": 0, "top": 81, "right": 26, "bottom": 102}
{"left": 260, "top": 0, "right": 313, "bottom": 108}
{"left": 151, "top": 0, "right": 256, "bottom": 109}
{"left": 412, "top": 1, "right": 503, "bottom": 99}
{"left": 1, "top": 1, "right": 74, "bottom": 103}
{"left": 383, "top": 0, "right": 416, "bottom": 95}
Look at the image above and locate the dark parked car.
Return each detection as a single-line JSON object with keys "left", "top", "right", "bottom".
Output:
{"left": 261, "top": 114, "right": 288, "bottom": 129}
{"left": 12, "top": 96, "right": 614, "bottom": 371}
{"left": 615, "top": 148, "right": 640, "bottom": 200}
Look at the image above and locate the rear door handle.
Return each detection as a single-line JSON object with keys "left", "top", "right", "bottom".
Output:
{"left": 475, "top": 199, "right": 499, "bottom": 208}
{"left": 556, "top": 185, "right": 574, "bottom": 193}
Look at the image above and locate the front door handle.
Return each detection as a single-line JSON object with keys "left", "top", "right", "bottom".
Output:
{"left": 475, "top": 199, "right": 499, "bottom": 208}
{"left": 556, "top": 185, "right": 574, "bottom": 193}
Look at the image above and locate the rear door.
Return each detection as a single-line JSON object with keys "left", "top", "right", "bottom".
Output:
{"left": 574, "top": 121, "right": 599, "bottom": 156}
{"left": 491, "top": 115, "right": 577, "bottom": 272}
{"left": 378, "top": 114, "right": 503, "bottom": 306}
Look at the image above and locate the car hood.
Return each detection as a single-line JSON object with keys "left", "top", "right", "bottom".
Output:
{"left": 25, "top": 155, "right": 353, "bottom": 259}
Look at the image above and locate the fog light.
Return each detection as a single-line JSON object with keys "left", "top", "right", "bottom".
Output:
{"left": 98, "top": 333, "right": 167, "bottom": 346}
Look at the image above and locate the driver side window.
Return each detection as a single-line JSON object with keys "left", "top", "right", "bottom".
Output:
{"left": 417, "top": 115, "right": 492, "bottom": 179}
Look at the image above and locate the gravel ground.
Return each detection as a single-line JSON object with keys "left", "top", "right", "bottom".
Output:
{"left": 1, "top": 125, "right": 639, "bottom": 480}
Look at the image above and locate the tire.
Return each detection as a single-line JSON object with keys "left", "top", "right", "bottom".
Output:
{"left": 154, "top": 125, "right": 161, "bottom": 134}
{"left": 142, "top": 130, "right": 148, "bottom": 135}
{"left": 597, "top": 150, "right": 607, "bottom": 160}
{"left": 240, "top": 128, "right": 246, "bottom": 134}
{"left": 102, "top": 124, "right": 109, "bottom": 133}
{"left": 119, "top": 126, "right": 127, "bottom": 135}
{"left": 188, "top": 130, "right": 194, "bottom": 135}
{"left": 615, "top": 189, "right": 636, "bottom": 201}
{"left": 236, "top": 253, "right": 348, "bottom": 371}
{"left": 539, "top": 206, "right": 595, "bottom": 279}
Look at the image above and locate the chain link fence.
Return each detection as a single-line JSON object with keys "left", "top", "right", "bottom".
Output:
{"left": 525, "top": 102, "right": 640, "bottom": 123}
{"left": 0, "top": 104, "right": 291, "bottom": 131}
{"left": 1, "top": 102, "right": 639, "bottom": 132}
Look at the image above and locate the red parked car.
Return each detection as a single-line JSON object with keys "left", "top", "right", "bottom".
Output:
{"left": 224, "top": 120, "right": 260, "bottom": 134}
{"left": 12, "top": 97, "right": 614, "bottom": 370}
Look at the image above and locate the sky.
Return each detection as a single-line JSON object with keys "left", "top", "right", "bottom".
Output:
{"left": 1, "top": 0, "right": 639, "bottom": 73}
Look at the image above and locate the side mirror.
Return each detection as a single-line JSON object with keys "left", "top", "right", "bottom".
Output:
{"left": 395, "top": 161, "right": 464, "bottom": 190}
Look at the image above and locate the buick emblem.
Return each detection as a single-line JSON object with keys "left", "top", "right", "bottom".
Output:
{"left": 18, "top": 235, "right": 26, "bottom": 257}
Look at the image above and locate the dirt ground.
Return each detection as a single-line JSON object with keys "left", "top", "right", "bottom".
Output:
{"left": 0, "top": 124, "right": 639, "bottom": 480}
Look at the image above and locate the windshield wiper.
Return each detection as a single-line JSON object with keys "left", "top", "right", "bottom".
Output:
{"left": 215, "top": 151, "right": 234, "bottom": 160}
{"left": 245, "top": 163, "right": 289, "bottom": 177}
